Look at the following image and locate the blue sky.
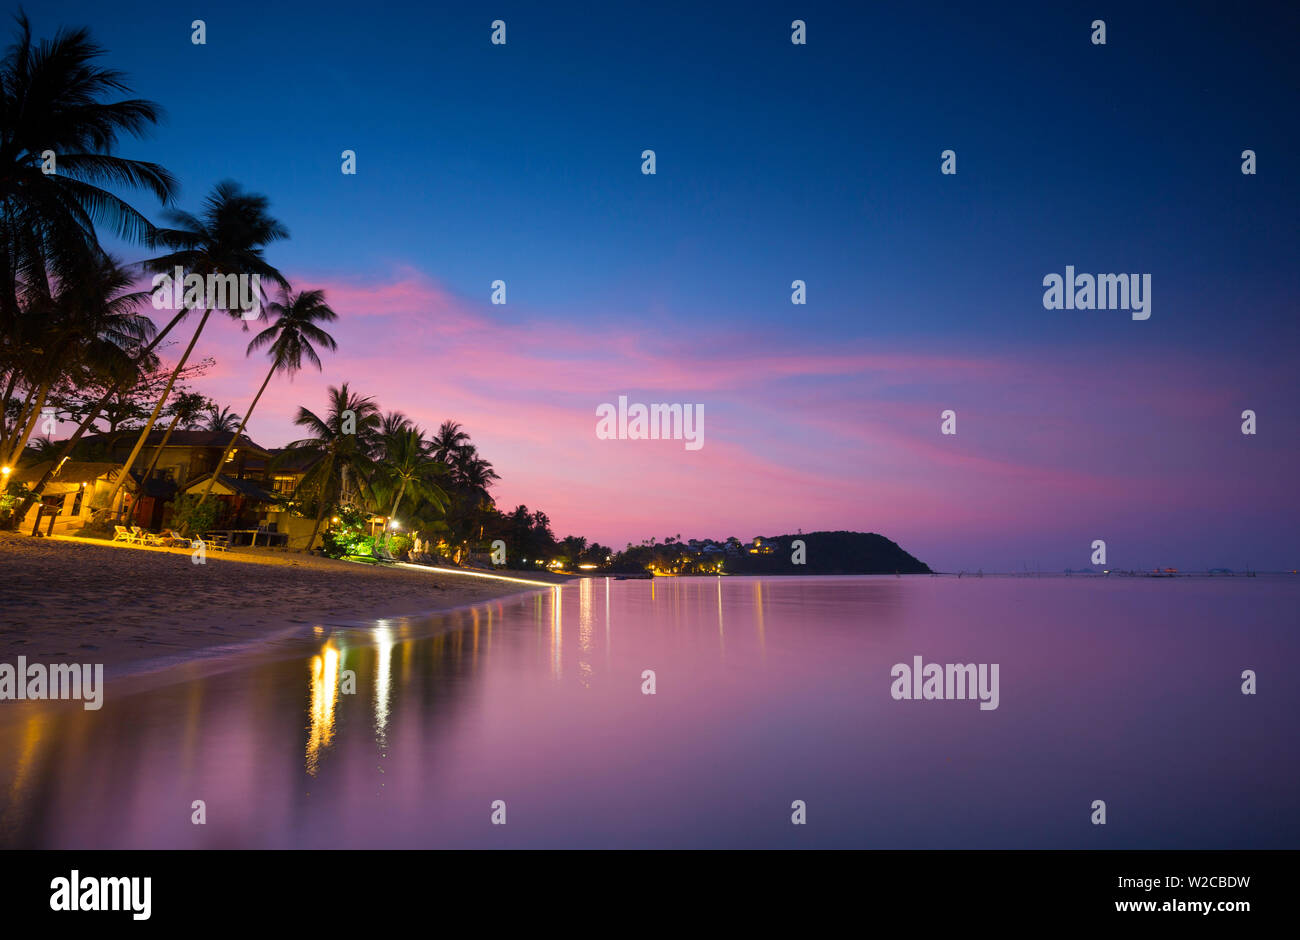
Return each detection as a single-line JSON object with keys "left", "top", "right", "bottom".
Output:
{"left": 19, "top": 1, "right": 1300, "bottom": 568}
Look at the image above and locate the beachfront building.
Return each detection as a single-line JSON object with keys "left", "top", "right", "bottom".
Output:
{"left": 77, "top": 430, "right": 273, "bottom": 529}
{"left": 9, "top": 461, "right": 136, "bottom": 536}
{"left": 243, "top": 448, "right": 312, "bottom": 501}
{"left": 179, "top": 474, "right": 276, "bottom": 529}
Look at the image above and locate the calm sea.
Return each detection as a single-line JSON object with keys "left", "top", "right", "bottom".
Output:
{"left": 1, "top": 575, "right": 1296, "bottom": 848}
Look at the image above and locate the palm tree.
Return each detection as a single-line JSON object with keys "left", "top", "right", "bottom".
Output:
{"left": 24, "top": 436, "right": 61, "bottom": 463}
{"left": 171, "top": 392, "right": 211, "bottom": 431}
{"left": 430, "top": 420, "right": 471, "bottom": 464}
{"left": 379, "top": 426, "right": 447, "bottom": 547}
{"left": 0, "top": 14, "right": 176, "bottom": 327}
{"left": 381, "top": 411, "right": 412, "bottom": 439}
{"left": 196, "top": 289, "right": 338, "bottom": 505}
{"left": 449, "top": 444, "right": 500, "bottom": 496}
{"left": 281, "top": 384, "right": 381, "bottom": 552}
{"left": 2, "top": 255, "right": 153, "bottom": 469}
{"left": 203, "top": 406, "right": 241, "bottom": 433}
{"left": 444, "top": 443, "right": 499, "bottom": 545}
{"left": 102, "top": 181, "right": 289, "bottom": 515}
{"left": 0, "top": 17, "right": 182, "bottom": 522}
{"left": 127, "top": 390, "right": 210, "bottom": 523}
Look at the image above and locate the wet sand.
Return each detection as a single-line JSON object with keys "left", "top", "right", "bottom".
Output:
{"left": 0, "top": 532, "right": 566, "bottom": 674}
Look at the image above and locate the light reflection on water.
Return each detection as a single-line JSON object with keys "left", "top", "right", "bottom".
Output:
{"left": 0, "top": 576, "right": 1297, "bottom": 848}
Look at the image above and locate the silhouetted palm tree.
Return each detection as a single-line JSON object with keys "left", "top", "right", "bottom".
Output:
{"left": 379, "top": 426, "right": 447, "bottom": 547}
{"left": 196, "top": 288, "right": 337, "bottom": 505}
{"left": 450, "top": 444, "right": 500, "bottom": 497}
{"left": 0, "top": 18, "right": 180, "bottom": 520}
{"left": 2, "top": 255, "right": 153, "bottom": 468}
{"left": 203, "top": 406, "right": 241, "bottom": 433}
{"left": 430, "top": 420, "right": 471, "bottom": 463}
{"left": 171, "top": 392, "right": 211, "bottom": 431}
{"left": 381, "top": 411, "right": 412, "bottom": 439}
{"left": 282, "top": 384, "right": 381, "bottom": 552}
{"left": 0, "top": 14, "right": 175, "bottom": 326}
{"left": 103, "top": 181, "right": 289, "bottom": 513}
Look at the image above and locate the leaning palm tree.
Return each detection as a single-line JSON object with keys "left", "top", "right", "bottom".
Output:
{"left": 2, "top": 255, "right": 153, "bottom": 469}
{"left": 378, "top": 427, "right": 447, "bottom": 547}
{"left": 101, "top": 181, "right": 289, "bottom": 515}
{"left": 196, "top": 289, "right": 338, "bottom": 505}
{"left": 281, "top": 384, "right": 381, "bottom": 552}
{"left": 0, "top": 18, "right": 183, "bottom": 524}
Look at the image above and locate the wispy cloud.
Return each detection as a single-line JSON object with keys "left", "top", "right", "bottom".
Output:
{"left": 173, "top": 268, "right": 1299, "bottom": 568}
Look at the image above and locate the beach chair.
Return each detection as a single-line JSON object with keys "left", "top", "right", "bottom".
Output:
{"left": 129, "top": 526, "right": 157, "bottom": 546}
{"left": 372, "top": 542, "right": 398, "bottom": 564}
{"left": 201, "top": 533, "right": 230, "bottom": 552}
{"left": 158, "top": 529, "right": 192, "bottom": 547}
{"left": 111, "top": 525, "right": 135, "bottom": 544}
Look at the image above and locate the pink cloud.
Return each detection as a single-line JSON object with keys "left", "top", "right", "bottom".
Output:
{"left": 129, "top": 268, "right": 1296, "bottom": 567}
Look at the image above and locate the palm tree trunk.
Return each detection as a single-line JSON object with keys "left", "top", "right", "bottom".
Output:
{"left": 128, "top": 407, "right": 185, "bottom": 524}
{"left": 196, "top": 361, "right": 275, "bottom": 507}
{"left": 1, "top": 338, "right": 68, "bottom": 467}
{"left": 8, "top": 303, "right": 197, "bottom": 524}
{"left": 0, "top": 376, "right": 20, "bottom": 462}
{"left": 385, "top": 479, "right": 407, "bottom": 547}
{"left": 4, "top": 378, "right": 51, "bottom": 469}
{"left": 2, "top": 386, "right": 37, "bottom": 466}
{"left": 302, "top": 457, "right": 336, "bottom": 554}
{"left": 103, "top": 307, "right": 213, "bottom": 517}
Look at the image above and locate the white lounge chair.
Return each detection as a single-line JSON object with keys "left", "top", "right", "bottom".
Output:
{"left": 129, "top": 526, "right": 159, "bottom": 546}
{"left": 200, "top": 533, "right": 230, "bottom": 552}
{"left": 158, "top": 529, "right": 192, "bottom": 547}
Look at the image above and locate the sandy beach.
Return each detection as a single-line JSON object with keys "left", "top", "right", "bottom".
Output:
{"left": 0, "top": 532, "right": 566, "bottom": 674}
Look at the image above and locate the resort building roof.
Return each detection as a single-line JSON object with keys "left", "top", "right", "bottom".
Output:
{"left": 181, "top": 474, "right": 274, "bottom": 501}
{"left": 11, "top": 460, "right": 134, "bottom": 488}
{"left": 78, "top": 430, "right": 272, "bottom": 456}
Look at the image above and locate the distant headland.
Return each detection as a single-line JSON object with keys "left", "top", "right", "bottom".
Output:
{"left": 607, "top": 530, "right": 932, "bottom": 576}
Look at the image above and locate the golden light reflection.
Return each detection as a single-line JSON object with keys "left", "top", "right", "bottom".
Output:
{"left": 471, "top": 607, "right": 480, "bottom": 673}
{"left": 1, "top": 712, "right": 46, "bottom": 830}
{"left": 535, "top": 592, "right": 545, "bottom": 660}
{"left": 373, "top": 625, "right": 394, "bottom": 747}
{"left": 753, "top": 580, "right": 766, "bottom": 658}
{"left": 306, "top": 643, "right": 340, "bottom": 775}
{"left": 717, "top": 576, "right": 726, "bottom": 656}
{"left": 578, "top": 577, "right": 594, "bottom": 687}
{"left": 551, "top": 585, "right": 562, "bottom": 679}
{"left": 178, "top": 678, "right": 205, "bottom": 774}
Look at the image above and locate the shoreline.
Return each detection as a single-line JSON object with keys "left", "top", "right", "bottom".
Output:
{"left": 0, "top": 532, "right": 568, "bottom": 679}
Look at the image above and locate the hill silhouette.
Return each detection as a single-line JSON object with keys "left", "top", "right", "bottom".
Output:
{"left": 729, "top": 531, "right": 931, "bottom": 575}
